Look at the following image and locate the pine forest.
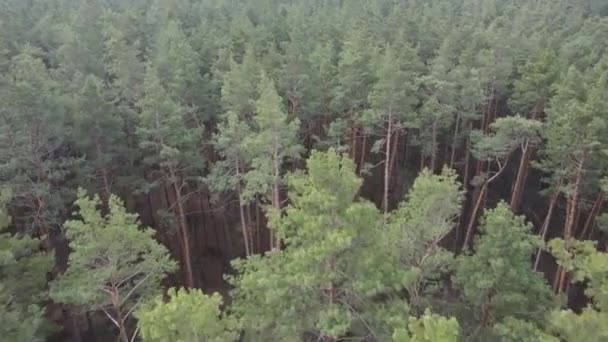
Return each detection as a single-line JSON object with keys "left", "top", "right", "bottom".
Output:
{"left": 2, "top": 0, "right": 608, "bottom": 341}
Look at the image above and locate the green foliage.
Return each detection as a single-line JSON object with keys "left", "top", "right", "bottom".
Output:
{"left": 472, "top": 116, "right": 542, "bottom": 161}
{"left": 539, "top": 65, "right": 607, "bottom": 181}
{"left": 510, "top": 49, "right": 558, "bottom": 114}
{"left": 492, "top": 317, "right": 557, "bottom": 342}
{"left": 242, "top": 72, "right": 302, "bottom": 203}
{"left": 393, "top": 309, "right": 460, "bottom": 342}
{"left": 231, "top": 149, "right": 385, "bottom": 340}
{"left": 3, "top": 0, "right": 608, "bottom": 340}
{"left": 366, "top": 44, "right": 420, "bottom": 125}
{"left": 220, "top": 48, "right": 260, "bottom": 115}
{"left": 137, "top": 287, "right": 239, "bottom": 342}
{"left": 546, "top": 239, "right": 608, "bottom": 341}
{"left": 232, "top": 150, "right": 467, "bottom": 340}
{"left": 333, "top": 25, "right": 375, "bottom": 114}
{"left": 385, "top": 168, "right": 463, "bottom": 308}
{"left": 51, "top": 189, "right": 176, "bottom": 330}
{"left": 0, "top": 47, "right": 75, "bottom": 233}
{"left": 454, "top": 203, "right": 554, "bottom": 332}
{"left": 0, "top": 189, "right": 54, "bottom": 341}
{"left": 207, "top": 111, "right": 253, "bottom": 196}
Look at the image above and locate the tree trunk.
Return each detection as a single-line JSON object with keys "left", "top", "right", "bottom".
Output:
{"left": 171, "top": 178, "right": 194, "bottom": 288}
{"left": 235, "top": 160, "right": 250, "bottom": 257}
{"left": 358, "top": 132, "right": 367, "bottom": 176}
{"left": 349, "top": 121, "right": 357, "bottom": 159}
{"left": 554, "top": 156, "right": 585, "bottom": 293}
{"left": 580, "top": 193, "right": 604, "bottom": 239}
{"left": 383, "top": 113, "right": 393, "bottom": 216}
{"left": 246, "top": 203, "right": 254, "bottom": 254}
{"left": 255, "top": 202, "right": 261, "bottom": 253}
{"left": 534, "top": 188, "right": 560, "bottom": 271}
{"left": 388, "top": 129, "right": 400, "bottom": 186}
{"left": 510, "top": 141, "right": 530, "bottom": 212}
{"left": 110, "top": 291, "right": 129, "bottom": 342}
{"left": 271, "top": 152, "right": 281, "bottom": 250}
{"left": 462, "top": 159, "right": 510, "bottom": 250}
{"left": 64, "top": 308, "right": 82, "bottom": 342}
{"left": 430, "top": 121, "right": 438, "bottom": 172}
{"left": 463, "top": 182, "right": 488, "bottom": 250}
{"left": 238, "top": 196, "right": 250, "bottom": 257}
{"left": 565, "top": 158, "right": 585, "bottom": 240}
{"left": 86, "top": 311, "right": 97, "bottom": 342}
{"left": 450, "top": 114, "right": 460, "bottom": 168}
{"left": 463, "top": 122, "right": 473, "bottom": 190}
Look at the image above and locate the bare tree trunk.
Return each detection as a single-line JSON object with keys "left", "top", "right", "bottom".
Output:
{"left": 246, "top": 203, "right": 254, "bottom": 254}
{"left": 171, "top": 176, "right": 194, "bottom": 288}
{"left": 419, "top": 154, "right": 425, "bottom": 172}
{"left": 349, "top": 121, "right": 356, "bottom": 159}
{"left": 110, "top": 291, "right": 129, "bottom": 342}
{"left": 463, "top": 123, "right": 472, "bottom": 190}
{"left": 271, "top": 153, "right": 281, "bottom": 250}
{"left": 580, "top": 193, "right": 604, "bottom": 239}
{"left": 510, "top": 141, "right": 530, "bottom": 212}
{"left": 554, "top": 157, "right": 585, "bottom": 293}
{"left": 235, "top": 161, "right": 250, "bottom": 257}
{"left": 463, "top": 183, "right": 488, "bottom": 250}
{"left": 255, "top": 202, "right": 261, "bottom": 252}
{"left": 383, "top": 114, "right": 393, "bottom": 216}
{"left": 388, "top": 129, "right": 400, "bottom": 185}
{"left": 534, "top": 189, "right": 560, "bottom": 271}
{"left": 238, "top": 196, "right": 250, "bottom": 256}
{"left": 450, "top": 114, "right": 460, "bottom": 168}
{"left": 462, "top": 159, "right": 510, "bottom": 249}
{"left": 358, "top": 132, "right": 367, "bottom": 176}
{"left": 565, "top": 158, "right": 585, "bottom": 240}
{"left": 430, "top": 121, "right": 437, "bottom": 172}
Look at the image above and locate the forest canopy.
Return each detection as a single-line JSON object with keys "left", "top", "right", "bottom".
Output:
{"left": 1, "top": 0, "right": 608, "bottom": 341}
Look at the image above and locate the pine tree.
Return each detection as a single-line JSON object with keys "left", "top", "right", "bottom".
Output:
{"left": 220, "top": 47, "right": 260, "bottom": 116}
{"left": 208, "top": 111, "right": 254, "bottom": 256}
{"left": 0, "top": 47, "right": 75, "bottom": 240}
{"left": 508, "top": 49, "right": 558, "bottom": 211}
{"left": 455, "top": 203, "right": 554, "bottom": 338}
{"left": 243, "top": 72, "right": 302, "bottom": 250}
{"left": 0, "top": 189, "right": 54, "bottom": 342}
{"left": 137, "top": 287, "right": 239, "bottom": 342}
{"left": 463, "top": 116, "right": 542, "bottom": 248}
{"left": 50, "top": 189, "right": 176, "bottom": 342}
{"left": 385, "top": 168, "right": 463, "bottom": 309}
{"left": 231, "top": 150, "right": 387, "bottom": 340}
{"left": 539, "top": 64, "right": 608, "bottom": 292}
{"left": 333, "top": 23, "right": 375, "bottom": 160}
{"left": 70, "top": 75, "right": 125, "bottom": 199}
{"left": 137, "top": 64, "right": 201, "bottom": 287}
{"left": 365, "top": 44, "right": 420, "bottom": 214}
{"left": 546, "top": 238, "right": 608, "bottom": 341}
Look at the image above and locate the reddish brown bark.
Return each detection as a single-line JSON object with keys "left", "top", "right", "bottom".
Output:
{"left": 171, "top": 179, "right": 194, "bottom": 288}
{"left": 534, "top": 187, "right": 561, "bottom": 271}
{"left": 383, "top": 114, "right": 393, "bottom": 216}
{"left": 235, "top": 160, "right": 251, "bottom": 257}
{"left": 462, "top": 158, "right": 510, "bottom": 250}
{"left": 580, "top": 193, "right": 604, "bottom": 239}
{"left": 510, "top": 141, "right": 531, "bottom": 212}
{"left": 450, "top": 114, "right": 461, "bottom": 168}
{"left": 554, "top": 156, "right": 585, "bottom": 293}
